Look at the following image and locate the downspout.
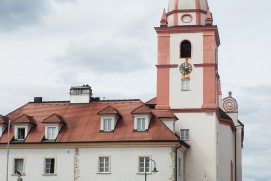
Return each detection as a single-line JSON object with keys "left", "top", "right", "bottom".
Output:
{"left": 235, "top": 129, "right": 236, "bottom": 181}
{"left": 175, "top": 145, "right": 181, "bottom": 181}
{"left": 235, "top": 124, "right": 243, "bottom": 181}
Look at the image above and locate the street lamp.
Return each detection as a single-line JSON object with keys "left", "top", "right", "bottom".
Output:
{"left": 15, "top": 171, "right": 23, "bottom": 181}
{"left": 144, "top": 159, "right": 158, "bottom": 181}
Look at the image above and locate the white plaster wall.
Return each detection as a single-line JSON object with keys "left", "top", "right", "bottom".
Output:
{"left": 79, "top": 147, "right": 173, "bottom": 181}
{"left": 70, "top": 94, "right": 90, "bottom": 103}
{"left": 168, "top": 0, "right": 175, "bottom": 12}
{"left": 236, "top": 127, "right": 243, "bottom": 181}
{"left": 162, "top": 120, "right": 175, "bottom": 133}
{"left": 169, "top": 33, "right": 204, "bottom": 109}
{"left": 178, "top": 0, "right": 196, "bottom": 10}
{"left": 227, "top": 112, "right": 239, "bottom": 125}
{"left": 175, "top": 112, "right": 218, "bottom": 181}
{"left": 167, "top": 14, "right": 174, "bottom": 27}
{"left": 177, "top": 12, "right": 197, "bottom": 26}
{"left": 219, "top": 124, "right": 235, "bottom": 181}
{"left": 199, "top": 0, "right": 207, "bottom": 10}
{"left": 0, "top": 146, "right": 175, "bottom": 181}
{"left": 200, "top": 14, "right": 207, "bottom": 25}
{"left": 0, "top": 148, "right": 75, "bottom": 181}
{"left": 177, "top": 149, "right": 185, "bottom": 181}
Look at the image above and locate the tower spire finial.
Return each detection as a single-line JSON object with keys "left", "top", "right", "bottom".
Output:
{"left": 160, "top": 9, "right": 167, "bottom": 27}
{"left": 205, "top": 8, "right": 213, "bottom": 25}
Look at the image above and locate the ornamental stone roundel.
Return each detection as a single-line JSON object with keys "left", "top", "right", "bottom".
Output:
{"left": 222, "top": 91, "right": 238, "bottom": 112}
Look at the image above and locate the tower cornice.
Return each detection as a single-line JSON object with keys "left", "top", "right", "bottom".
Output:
{"left": 155, "top": 25, "right": 220, "bottom": 47}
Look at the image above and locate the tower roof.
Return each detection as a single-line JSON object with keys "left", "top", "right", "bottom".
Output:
{"left": 168, "top": 0, "right": 208, "bottom": 12}
{"left": 166, "top": 0, "right": 212, "bottom": 26}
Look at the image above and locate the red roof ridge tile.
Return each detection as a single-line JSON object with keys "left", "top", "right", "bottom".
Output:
{"left": 145, "top": 97, "right": 157, "bottom": 105}
{"left": 131, "top": 105, "right": 152, "bottom": 114}
{"left": 0, "top": 115, "right": 9, "bottom": 124}
{"left": 97, "top": 106, "right": 122, "bottom": 116}
{"left": 151, "top": 109, "right": 178, "bottom": 120}
{"left": 42, "top": 114, "right": 67, "bottom": 125}
{"left": 12, "top": 114, "right": 37, "bottom": 125}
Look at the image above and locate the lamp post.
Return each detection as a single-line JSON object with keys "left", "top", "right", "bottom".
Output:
{"left": 6, "top": 119, "right": 11, "bottom": 181}
{"left": 144, "top": 159, "right": 158, "bottom": 181}
{"left": 15, "top": 171, "right": 23, "bottom": 181}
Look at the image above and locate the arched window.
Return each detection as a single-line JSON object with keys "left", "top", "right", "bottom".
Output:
{"left": 180, "top": 40, "right": 191, "bottom": 58}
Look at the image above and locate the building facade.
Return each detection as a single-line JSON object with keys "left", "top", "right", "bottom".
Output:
{"left": 0, "top": 0, "right": 243, "bottom": 181}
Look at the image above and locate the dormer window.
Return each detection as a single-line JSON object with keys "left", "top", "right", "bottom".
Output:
{"left": 131, "top": 105, "right": 153, "bottom": 132}
{"left": 12, "top": 114, "right": 37, "bottom": 141}
{"left": 103, "top": 118, "right": 112, "bottom": 132}
{"left": 137, "top": 118, "right": 146, "bottom": 131}
{"left": 47, "top": 127, "right": 57, "bottom": 140}
{"left": 42, "top": 114, "right": 67, "bottom": 141}
{"left": 98, "top": 106, "right": 121, "bottom": 132}
{"left": 17, "top": 128, "right": 26, "bottom": 140}
{"left": 14, "top": 126, "right": 29, "bottom": 140}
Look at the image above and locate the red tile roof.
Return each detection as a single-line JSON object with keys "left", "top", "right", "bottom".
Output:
{"left": 12, "top": 114, "right": 37, "bottom": 125}
{"left": 131, "top": 105, "right": 152, "bottom": 114}
{"left": 152, "top": 110, "right": 178, "bottom": 120}
{"left": 42, "top": 114, "right": 67, "bottom": 124}
{"left": 0, "top": 100, "right": 179, "bottom": 143}
{"left": 98, "top": 106, "right": 121, "bottom": 116}
{"left": 0, "top": 115, "right": 8, "bottom": 124}
{"left": 145, "top": 97, "right": 157, "bottom": 105}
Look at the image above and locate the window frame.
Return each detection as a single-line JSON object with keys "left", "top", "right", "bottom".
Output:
{"left": 181, "top": 79, "right": 190, "bottom": 91}
{"left": 138, "top": 156, "right": 151, "bottom": 174}
{"left": 44, "top": 124, "right": 61, "bottom": 140}
{"left": 180, "top": 129, "right": 189, "bottom": 140}
{"left": 17, "top": 128, "right": 25, "bottom": 140}
{"left": 14, "top": 126, "right": 28, "bottom": 140}
{"left": 46, "top": 127, "right": 57, "bottom": 140}
{"left": 13, "top": 157, "right": 26, "bottom": 176}
{"left": 43, "top": 157, "right": 57, "bottom": 175}
{"left": 97, "top": 156, "right": 111, "bottom": 174}
{"left": 103, "top": 118, "right": 112, "bottom": 132}
{"left": 137, "top": 118, "right": 146, "bottom": 131}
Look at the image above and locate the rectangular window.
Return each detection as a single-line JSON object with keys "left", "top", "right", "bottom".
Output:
{"left": 99, "top": 156, "right": 110, "bottom": 173}
{"left": 14, "top": 158, "right": 24, "bottom": 174}
{"left": 17, "top": 128, "right": 25, "bottom": 140}
{"left": 137, "top": 118, "right": 146, "bottom": 131}
{"left": 103, "top": 119, "right": 112, "bottom": 131}
{"left": 45, "top": 158, "right": 56, "bottom": 174}
{"left": 47, "top": 127, "right": 57, "bottom": 140}
{"left": 139, "top": 156, "right": 150, "bottom": 173}
{"left": 180, "top": 129, "right": 189, "bottom": 140}
{"left": 181, "top": 79, "right": 190, "bottom": 91}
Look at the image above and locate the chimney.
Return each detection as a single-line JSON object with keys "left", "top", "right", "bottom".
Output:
{"left": 34, "top": 97, "right": 42, "bottom": 103}
{"left": 70, "top": 85, "right": 93, "bottom": 104}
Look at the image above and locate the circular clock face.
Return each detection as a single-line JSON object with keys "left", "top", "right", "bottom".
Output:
{"left": 181, "top": 15, "right": 192, "bottom": 23}
{"left": 179, "top": 62, "right": 193, "bottom": 75}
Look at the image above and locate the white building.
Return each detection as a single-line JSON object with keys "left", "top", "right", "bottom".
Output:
{"left": 0, "top": 0, "right": 244, "bottom": 181}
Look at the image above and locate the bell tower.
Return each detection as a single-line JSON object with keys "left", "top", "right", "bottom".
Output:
{"left": 155, "top": 0, "right": 220, "bottom": 110}
{"left": 153, "top": 1, "right": 236, "bottom": 181}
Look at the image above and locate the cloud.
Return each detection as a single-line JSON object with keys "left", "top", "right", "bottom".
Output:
{"left": 53, "top": 37, "right": 152, "bottom": 74}
{"left": 236, "top": 85, "right": 271, "bottom": 180}
{"left": 54, "top": 0, "right": 77, "bottom": 3}
{"left": 0, "top": 0, "right": 49, "bottom": 32}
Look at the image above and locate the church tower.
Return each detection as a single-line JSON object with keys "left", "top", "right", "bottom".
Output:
{"left": 155, "top": 0, "right": 243, "bottom": 180}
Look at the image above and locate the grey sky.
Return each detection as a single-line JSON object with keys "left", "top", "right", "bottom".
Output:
{"left": 0, "top": 0, "right": 270, "bottom": 180}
